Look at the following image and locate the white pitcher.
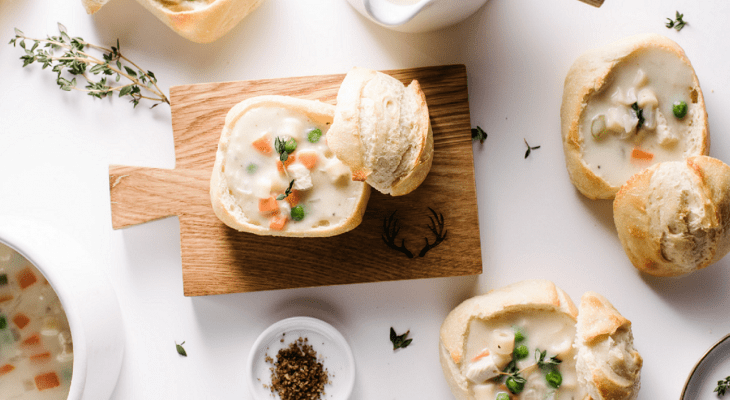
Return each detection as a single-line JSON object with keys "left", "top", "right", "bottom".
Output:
{"left": 347, "top": 0, "right": 489, "bottom": 33}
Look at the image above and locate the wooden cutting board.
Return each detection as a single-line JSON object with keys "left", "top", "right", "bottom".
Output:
{"left": 109, "top": 65, "right": 481, "bottom": 296}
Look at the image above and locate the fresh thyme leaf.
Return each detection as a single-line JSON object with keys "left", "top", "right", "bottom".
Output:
{"left": 631, "top": 102, "right": 645, "bottom": 131}
{"left": 524, "top": 139, "right": 540, "bottom": 159}
{"left": 276, "top": 180, "right": 295, "bottom": 200}
{"left": 716, "top": 376, "right": 730, "bottom": 396}
{"left": 9, "top": 23, "right": 169, "bottom": 108}
{"left": 666, "top": 11, "right": 687, "bottom": 31}
{"left": 175, "top": 341, "right": 187, "bottom": 357}
{"left": 390, "top": 327, "right": 412, "bottom": 350}
{"left": 471, "top": 126, "right": 488, "bottom": 144}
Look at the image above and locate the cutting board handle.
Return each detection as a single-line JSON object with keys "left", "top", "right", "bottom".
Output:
{"left": 109, "top": 166, "right": 211, "bottom": 229}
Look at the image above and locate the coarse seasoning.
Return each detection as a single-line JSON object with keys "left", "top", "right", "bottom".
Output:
{"left": 266, "top": 337, "right": 330, "bottom": 400}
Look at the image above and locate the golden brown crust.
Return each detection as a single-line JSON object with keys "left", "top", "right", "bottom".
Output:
{"left": 210, "top": 95, "right": 370, "bottom": 237}
{"left": 613, "top": 156, "right": 730, "bottom": 276}
{"left": 561, "top": 33, "right": 709, "bottom": 199}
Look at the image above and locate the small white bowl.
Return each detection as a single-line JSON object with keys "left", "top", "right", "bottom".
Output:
{"left": 681, "top": 333, "right": 730, "bottom": 400}
{"left": 0, "top": 216, "right": 124, "bottom": 400}
{"left": 247, "top": 316, "right": 355, "bottom": 400}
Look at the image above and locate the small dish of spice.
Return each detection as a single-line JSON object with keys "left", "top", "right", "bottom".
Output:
{"left": 247, "top": 316, "right": 355, "bottom": 400}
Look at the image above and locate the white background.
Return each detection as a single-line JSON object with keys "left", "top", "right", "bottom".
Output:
{"left": 1, "top": 0, "right": 730, "bottom": 399}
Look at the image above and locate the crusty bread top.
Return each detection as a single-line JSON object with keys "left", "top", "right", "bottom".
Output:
{"left": 82, "top": 0, "right": 112, "bottom": 14}
{"left": 613, "top": 156, "right": 730, "bottom": 276}
{"left": 326, "top": 67, "right": 433, "bottom": 196}
{"left": 561, "top": 33, "right": 709, "bottom": 199}
{"left": 210, "top": 95, "right": 370, "bottom": 237}
{"left": 576, "top": 292, "right": 642, "bottom": 400}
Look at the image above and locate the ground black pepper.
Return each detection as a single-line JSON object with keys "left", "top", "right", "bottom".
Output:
{"left": 265, "top": 336, "right": 330, "bottom": 400}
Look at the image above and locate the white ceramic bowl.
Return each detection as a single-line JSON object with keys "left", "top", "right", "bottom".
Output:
{"left": 682, "top": 333, "right": 730, "bottom": 400}
{"left": 247, "top": 316, "right": 355, "bottom": 400}
{"left": 346, "top": 0, "right": 489, "bottom": 33}
{"left": 0, "top": 216, "right": 124, "bottom": 400}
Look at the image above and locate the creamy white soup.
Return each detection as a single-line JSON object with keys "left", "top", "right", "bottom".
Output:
{"left": 580, "top": 47, "right": 700, "bottom": 188}
{"left": 0, "top": 243, "right": 73, "bottom": 399}
{"left": 463, "top": 311, "right": 585, "bottom": 400}
{"left": 223, "top": 106, "right": 363, "bottom": 233}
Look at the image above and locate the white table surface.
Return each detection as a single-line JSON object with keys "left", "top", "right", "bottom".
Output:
{"left": 1, "top": 0, "right": 729, "bottom": 399}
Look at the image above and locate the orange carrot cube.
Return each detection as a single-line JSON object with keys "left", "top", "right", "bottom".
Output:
{"left": 30, "top": 352, "right": 51, "bottom": 364}
{"left": 269, "top": 215, "right": 288, "bottom": 231}
{"left": 258, "top": 197, "right": 279, "bottom": 214}
{"left": 631, "top": 148, "right": 654, "bottom": 161}
{"left": 0, "top": 294, "right": 14, "bottom": 303}
{"left": 16, "top": 267, "right": 37, "bottom": 289}
{"left": 22, "top": 333, "right": 41, "bottom": 346}
{"left": 0, "top": 364, "right": 14, "bottom": 376}
{"left": 285, "top": 190, "right": 300, "bottom": 207}
{"left": 276, "top": 153, "right": 296, "bottom": 173}
{"left": 35, "top": 372, "right": 61, "bottom": 390}
{"left": 13, "top": 313, "right": 30, "bottom": 329}
{"left": 252, "top": 136, "right": 273, "bottom": 155}
{"left": 297, "top": 151, "right": 318, "bottom": 170}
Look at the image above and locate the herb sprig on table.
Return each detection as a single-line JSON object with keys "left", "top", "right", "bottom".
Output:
{"left": 175, "top": 341, "right": 187, "bottom": 357}
{"left": 524, "top": 139, "right": 540, "bottom": 159}
{"left": 471, "top": 126, "right": 488, "bottom": 144}
{"left": 9, "top": 23, "right": 169, "bottom": 108}
{"left": 666, "top": 11, "right": 688, "bottom": 31}
{"left": 390, "top": 327, "right": 412, "bottom": 350}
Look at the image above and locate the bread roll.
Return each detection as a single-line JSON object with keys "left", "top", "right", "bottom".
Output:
{"left": 83, "top": 0, "right": 264, "bottom": 44}
{"left": 576, "top": 292, "right": 642, "bottom": 400}
{"left": 326, "top": 67, "right": 433, "bottom": 196}
{"left": 613, "top": 156, "right": 730, "bottom": 276}
{"left": 210, "top": 95, "right": 370, "bottom": 237}
{"left": 561, "top": 33, "right": 709, "bottom": 199}
{"left": 439, "top": 280, "right": 642, "bottom": 400}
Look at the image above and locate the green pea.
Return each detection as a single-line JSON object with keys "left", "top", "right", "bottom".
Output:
{"left": 513, "top": 345, "right": 529, "bottom": 359}
{"left": 496, "top": 393, "right": 510, "bottom": 400}
{"left": 673, "top": 101, "right": 688, "bottom": 119}
{"left": 546, "top": 369, "right": 562, "bottom": 388}
{"left": 284, "top": 138, "right": 297, "bottom": 153}
{"left": 506, "top": 376, "right": 525, "bottom": 394}
{"left": 308, "top": 128, "right": 322, "bottom": 143}
{"left": 291, "top": 205, "right": 305, "bottom": 221}
{"left": 246, "top": 163, "right": 258, "bottom": 174}
{"left": 514, "top": 329, "right": 525, "bottom": 343}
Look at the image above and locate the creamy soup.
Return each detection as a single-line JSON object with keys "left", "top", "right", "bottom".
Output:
{"left": 580, "top": 47, "right": 700, "bottom": 187}
{"left": 0, "top": 243, "right": 73, "bottom": 399}
{"left": 224, "top": 106, "right": 364, "bottom": 232}
{"left": 463, "top": 311, "right": 585, "bottom": 400}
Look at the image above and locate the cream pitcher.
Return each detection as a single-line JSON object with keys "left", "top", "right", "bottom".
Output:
{"left": 346, "top": 0, "right": 489, "bottom": 32}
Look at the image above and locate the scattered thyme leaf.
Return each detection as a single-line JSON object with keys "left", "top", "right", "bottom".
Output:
{"left": 716, "top": 376, "right": 730, "bottom": 396}
{"left": 276, "top": 180, "right": 295, "bottom": 200}
{"left": 175, "top": 341, "right": 187, "bottom": 357}
{"left": 666, "top": 11, "right": 687, "bottom": 31}
{"left": 471, "top": 126, "right": 488, "bottom": 144}
{"left": 390, "top": 327, "right": 412, "bottom": 350}
{"left": 9, "top": 23, "right": 169, "bottom": 108}
{"left": 524, "top": 139, "right": 540, "bottom": 159}
{"left": 631, "top": 102, "right": 645, "bottom": 131}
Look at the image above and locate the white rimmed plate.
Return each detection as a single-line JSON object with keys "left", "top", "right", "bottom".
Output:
{"left": 682, "top": 333, "right": 730, "bottom": 399}
{"left": 247, "top": 316, "right": 355, "bottom": 399}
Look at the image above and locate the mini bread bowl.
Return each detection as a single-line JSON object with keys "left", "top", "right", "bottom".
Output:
{"left": 0, "top": 216, "right": 124, "bottom": 400}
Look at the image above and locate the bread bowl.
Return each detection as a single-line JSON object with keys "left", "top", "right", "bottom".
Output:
{"left": 82, "top": 0, "right": 264, "bottom": 43}
{"left": 210, "top": 95, "right": 370, "bottom": 237}
{"left": 439, "top": 280, "right": 641, "bottom": 400}
{"left": 613, "top": 155, "right": 730, "bottom": 276}
{"left": 326, "top": 67, "right": 433, "bottom": 196}
{"left": 561, "top": 33, "right": 709, "bottom": 199}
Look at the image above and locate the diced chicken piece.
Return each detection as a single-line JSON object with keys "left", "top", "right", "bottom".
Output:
{"left": 611, "top": 87, "right": 637, "bottom": 106}
{"left": 633, "top": 69, "right": 648, "bottom": 87}
{"left": 288, "top": 163, "right": 313, "bottom": 190}
{"left": 637, "top": 88, "right": 658, "bottom": 108}
{"left": 465, "top": 354, "right": 501, "bottom": 383}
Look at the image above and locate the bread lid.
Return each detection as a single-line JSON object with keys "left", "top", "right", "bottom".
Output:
{"left": 326, "top": 67, "right": 433, "bottom": 196}
{"left": 210, "top": 95, "right": 370, "bottom": 237}
{"left": 439, "top": 280, "right": 642, "bottom": 400}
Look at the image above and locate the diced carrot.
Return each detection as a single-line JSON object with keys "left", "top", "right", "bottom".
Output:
{"left": 269, "top": 215, "right": 288, "bottom": 231}
{"left": 29, "top": 352, "right": 51, "bottom": 364}
{"left": 16, "top": 267, "right": 37, "bottom": 289}
{"left": 22, "top": 333, "right": 41, "bottom": 346}
{"left": 352, "top": 170, "right": 368, "bottom": 181}
{"left": 252, "top": 136, "right": 273, "bottom": 155}
{"left": 297, "top": 151, "right": 318, "bottom": 170}
{"left": 285, "top": 190, "right": 300, "bottom": 207}
{"left": 276, "top": 153, "right": 296, "bottom": 173}
{"left": 0, "top": 364, "right": 14, "bottom": 376}
{"left": 0, "top": 294, "right": 14, "bottom": 303}
{"left": 13, "top": 313, "right": 30, "bottom": 329}
{"left": 35, "top": 372, "right": 61, "bottom": 390}
{"left": 631, "top": 148, "right": 654, "bottom": 161}
{"left": 258, "top": 197, "right": 279, "bottom": 214}
{"left": 471, "top": 349, "right": 491, "bottom": 362}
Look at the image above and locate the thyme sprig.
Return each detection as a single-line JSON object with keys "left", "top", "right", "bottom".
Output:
{"left": 666, "top": 11, "right": 687, "bottom": 31}
{"left": 175, "top": 341, "right": 187, "bottom": 357}
{"left": 276, "top": 180, "right": 295, "bottom": 200}
{"left": 716, "top": 376, "right": 730, "bottom": 396}
{"left": 9, "top": 23, "right": 169, "bottom": 108}
{"left": 524, "top": 139, "right": 540, "bottom": 159}
{"left": 471, "top": 126, "right": 488, "bottom": 144}
{"left": 390, "top": 327, "right": 412, "bottom": 350}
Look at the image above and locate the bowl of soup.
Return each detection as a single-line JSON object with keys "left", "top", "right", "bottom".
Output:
{"left": 0, "top": 217, "right": 124, "bottom": 400}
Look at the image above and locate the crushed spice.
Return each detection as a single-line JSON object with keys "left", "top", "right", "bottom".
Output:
{"left": 265, "top": 336, "right": 330, "bottom": 400}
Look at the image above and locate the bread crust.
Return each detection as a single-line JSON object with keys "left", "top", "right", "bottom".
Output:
{"left": 576, "top": 292, "right": 642, "bottom": 400}
{"left": 326, "top": 67, "right": 433, "bottom": 196}
{"left": 561, "top": 33, "right": 709, "bottom": 199}
{"left": 439, "top": 281, "right": 642, "bottom": 400}
{"left": 613, "top": 156, "right": 730, "bottom": 276}
{"left": 83, "top": 0, "right": 264, "bottom": 43}
{"left": 210, "top": 95, "right": 370, "bottom": 237}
